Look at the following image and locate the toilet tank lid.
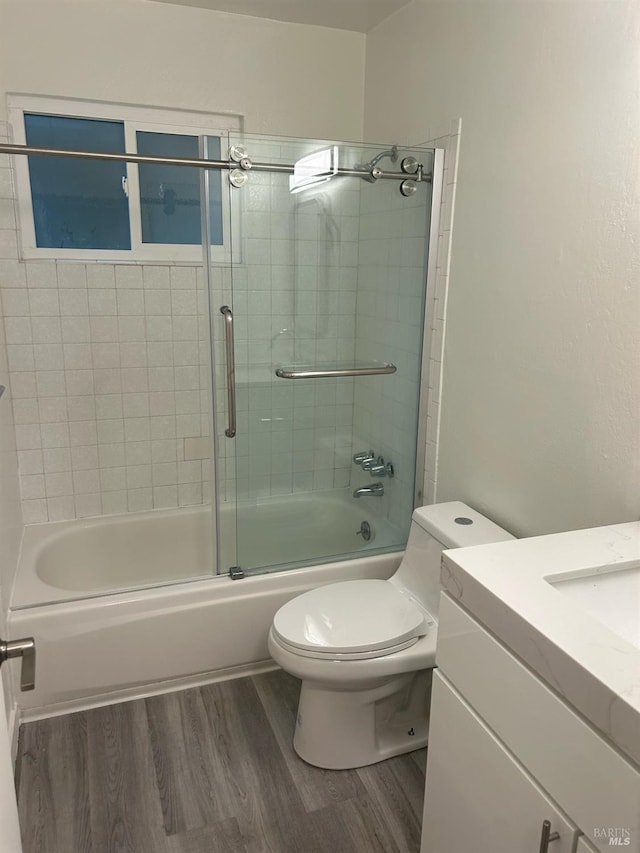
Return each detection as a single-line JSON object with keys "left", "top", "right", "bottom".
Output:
{"left": 411, "top": 501, "right": 515, "bottom": 549}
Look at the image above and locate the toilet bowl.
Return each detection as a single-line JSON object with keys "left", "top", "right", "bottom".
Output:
{"left": 268, "top": 501, "right": 514, "bottom": 769}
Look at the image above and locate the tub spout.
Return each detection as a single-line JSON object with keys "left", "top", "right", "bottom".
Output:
{"left": 352, "top": 483, "right": 384, "bottom": 498}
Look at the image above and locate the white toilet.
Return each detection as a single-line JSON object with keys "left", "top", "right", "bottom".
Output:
{"left": 268, "top": 501, "right": 514, "bottom": 769}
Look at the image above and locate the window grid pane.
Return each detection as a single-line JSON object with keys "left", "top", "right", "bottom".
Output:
{"left": 25, "top": 114, "right": 131, "bottom": 250}
{"left": 137, "top": 132, "right": 223, "bottom": 247}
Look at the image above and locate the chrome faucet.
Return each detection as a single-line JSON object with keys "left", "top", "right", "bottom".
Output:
{"left": 352, "top": 483, "right": 384, "bottom": 498}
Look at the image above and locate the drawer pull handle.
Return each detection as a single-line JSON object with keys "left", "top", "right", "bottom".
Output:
{"left": 538, "top": 820, "right": 560, "bottom": 852}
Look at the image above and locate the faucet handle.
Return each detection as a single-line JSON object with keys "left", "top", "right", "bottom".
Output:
{"left": 369, "top": 456, "right": 386, "bottom": 475}
{"left": 353, "top": 450, "right": 374, "bottom": 466}
{"left": 369, "top": 456, "right": 395, "bottom": 478}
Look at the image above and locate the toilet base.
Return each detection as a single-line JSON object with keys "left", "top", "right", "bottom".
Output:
{"left": 293, "top": 668, "right": 432, "bottom": 769}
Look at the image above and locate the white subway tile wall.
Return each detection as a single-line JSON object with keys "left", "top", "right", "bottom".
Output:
{"left": 0, "top": 124, "right": 212, "bottom": 521}
{"left": 351, "top": 151, "right": 431, "bottom": 535}
{"left": 213, "top": 141, "right": 361, "bottom": 504}
{"left": 1, "top": 129, "right": 443, "bottom": 526}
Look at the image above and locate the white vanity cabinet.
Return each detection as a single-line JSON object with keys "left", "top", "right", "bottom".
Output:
{"left": 422, "top": 670, "right": 578, "bottom": 852}
{"left": 421, "top": 594, "right": 640, "bottom": 853}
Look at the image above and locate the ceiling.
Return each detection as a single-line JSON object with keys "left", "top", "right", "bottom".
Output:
{"left": 148, "top": 0, "right": 413, "bottom": 33}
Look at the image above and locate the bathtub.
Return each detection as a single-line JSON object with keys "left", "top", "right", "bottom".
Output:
{"left": 8, "top": 491, "right": 403, "bottom": 717}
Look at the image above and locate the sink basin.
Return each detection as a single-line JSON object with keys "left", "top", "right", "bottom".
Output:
{"left": 549, "top": 563, "right": 640, "bottom": 651}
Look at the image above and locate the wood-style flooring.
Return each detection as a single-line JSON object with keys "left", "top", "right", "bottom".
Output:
{"left": 15, "top": 670, "right": 426, "bottom": 853}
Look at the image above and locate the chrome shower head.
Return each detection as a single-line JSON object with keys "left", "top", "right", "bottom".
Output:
{"left": 356, "top": 145, "right": 399, "bottom": 181}
{"left": 364, "top": 145, "right": 399, "bottom": 170}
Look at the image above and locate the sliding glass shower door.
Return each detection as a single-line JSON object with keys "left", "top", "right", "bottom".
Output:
{"left": 209, "top": 133, "right": 434, "bottom": 577}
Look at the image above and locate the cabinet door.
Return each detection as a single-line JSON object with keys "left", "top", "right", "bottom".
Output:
{"left": 421, "top": 671, "right": 578, "bottom": 853}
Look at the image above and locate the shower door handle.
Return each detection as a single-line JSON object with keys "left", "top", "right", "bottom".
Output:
{"left": 220, "top": 306, "right": 236, "bottom": 438}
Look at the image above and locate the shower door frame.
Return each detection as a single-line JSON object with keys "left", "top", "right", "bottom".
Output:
{"left": 414, "top": 146, "right": 445, "bottom": 508}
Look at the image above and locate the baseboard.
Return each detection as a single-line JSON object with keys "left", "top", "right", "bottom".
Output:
{"left": 19, "top": 659, "right": 279, "bottom": 723}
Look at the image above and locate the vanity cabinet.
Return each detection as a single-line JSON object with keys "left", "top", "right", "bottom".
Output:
{"left": 422, "top": 670, "right": 578, "bottom": 852}
{"left": 421, "top": 594, "right": 640, "bottom": 853}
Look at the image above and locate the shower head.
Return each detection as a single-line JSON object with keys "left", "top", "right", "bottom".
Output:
{"left": 356, "top": 145, "right": 399, "bottom": 181}
{"left": 364, "top": 145, "right": 399, "bottom": 170}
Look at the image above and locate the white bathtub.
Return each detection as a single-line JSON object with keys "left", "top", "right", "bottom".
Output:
{"left": 13, "top": 507, "right": 215, "bottom": 606}
{"left": 12, "top": 490, "right": 401, "bottom": 607}
{"left": 8, "top": 492, "right": 403, "bottom": 716}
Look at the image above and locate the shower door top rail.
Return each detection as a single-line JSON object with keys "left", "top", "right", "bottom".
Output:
{"left": 275, "top": 363, "right": 397, "bottom": 380}
{"left": 0, "top": 142, "right": 431, "bottom": 183}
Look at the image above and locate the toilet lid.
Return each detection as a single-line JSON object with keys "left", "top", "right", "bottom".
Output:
{"left": 272, "top": 579, "right": 428, "bottom": 656}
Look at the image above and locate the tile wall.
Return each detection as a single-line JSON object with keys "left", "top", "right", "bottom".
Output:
{"left": 0, "top": 121, "right": 212, "bottom": 522}
{"left": 213, "top": 142, "right": 361, "bottom": 504}
{"left": 352, "top": 151, "right": 431, "bottom": 533}
{"left": 0, "top": 128, "right": 446, "bottom": 527}
{"left": 351, "top": 126, "right": 461, "bottom": 529}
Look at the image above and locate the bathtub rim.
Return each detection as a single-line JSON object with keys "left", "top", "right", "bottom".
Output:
{"left": 12, "top": 498, "right": 405, "bottom": 610}
{"left": 12, "top": 504, "right": 217, "bottom": 610}
{"left": 11, "top": 545, "right": 402, "bottom": 614}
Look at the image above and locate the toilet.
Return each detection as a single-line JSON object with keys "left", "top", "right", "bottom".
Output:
{"left": 268, "top": 501, "right": 514, "bottom": 769}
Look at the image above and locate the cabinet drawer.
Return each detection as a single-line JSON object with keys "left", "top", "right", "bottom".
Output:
{"left": 422, "top": 671, "right": 578, "bottom": 853}
{"left": 436, "top": 594, "right": 640, "bottom": 852}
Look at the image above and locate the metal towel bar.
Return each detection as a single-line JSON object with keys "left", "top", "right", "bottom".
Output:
{"left": 275, "top": 364, "right": 397, "bottom": 380}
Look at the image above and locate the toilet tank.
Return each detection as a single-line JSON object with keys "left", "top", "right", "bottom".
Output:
{"left": 389, "top": 501, "right": 514, "bottom": 617}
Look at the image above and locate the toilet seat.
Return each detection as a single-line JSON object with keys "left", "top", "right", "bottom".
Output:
{"left": 272, "top": 579, "right": 429, "bottom": 661}
{"left": 271, "top": 630, "right": 421, "bottom": 661}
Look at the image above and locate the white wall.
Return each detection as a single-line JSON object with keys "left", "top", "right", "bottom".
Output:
{"left": 0, "top": 0, "right": 365, "bottom": 140}
{"left": 364, "top": 0, "right": 640, "bottom": 536}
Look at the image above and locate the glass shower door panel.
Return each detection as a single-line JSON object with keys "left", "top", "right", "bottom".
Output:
{"left": 196, "top": 134, "right": 236, "bottom": 577}
{"left": 220, "top": 133, "right": 433, "bottom": 576}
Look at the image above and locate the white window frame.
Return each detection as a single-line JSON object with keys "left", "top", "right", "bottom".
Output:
{"left": 8, "top": 94, "right": 242, "bottom": 264}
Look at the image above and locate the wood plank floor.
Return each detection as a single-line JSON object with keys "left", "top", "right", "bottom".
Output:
{"left": 16, "top": 670, "right": 426, "bottom": 853}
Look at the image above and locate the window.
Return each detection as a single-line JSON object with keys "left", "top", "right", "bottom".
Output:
{"left": 9, "top": 96, "right": 240, "bottom": 262}
{"left": 24, "top": 114, "right": 131, "bottom": 251}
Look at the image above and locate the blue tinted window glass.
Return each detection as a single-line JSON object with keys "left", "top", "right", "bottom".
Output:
{"left": 25, "top": 114, "right": 130, "bottom": 250}
{"left": 137, "top": 132, "right": 223, "bottom": 246}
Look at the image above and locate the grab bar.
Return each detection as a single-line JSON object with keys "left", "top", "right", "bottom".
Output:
{"left": 275, "top": 363, "right": 397, "bottom": 380}
{"left": 220, "top": 306, "right": 236, "bottom": 438}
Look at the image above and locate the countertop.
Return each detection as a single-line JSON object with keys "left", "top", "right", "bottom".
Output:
{"left": 440, "top": 520, "right": 640, "bottom": 768}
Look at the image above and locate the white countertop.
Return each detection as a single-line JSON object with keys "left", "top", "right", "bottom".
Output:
{"left": 441, "top": 521, "right": 640, "bottom": 767}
